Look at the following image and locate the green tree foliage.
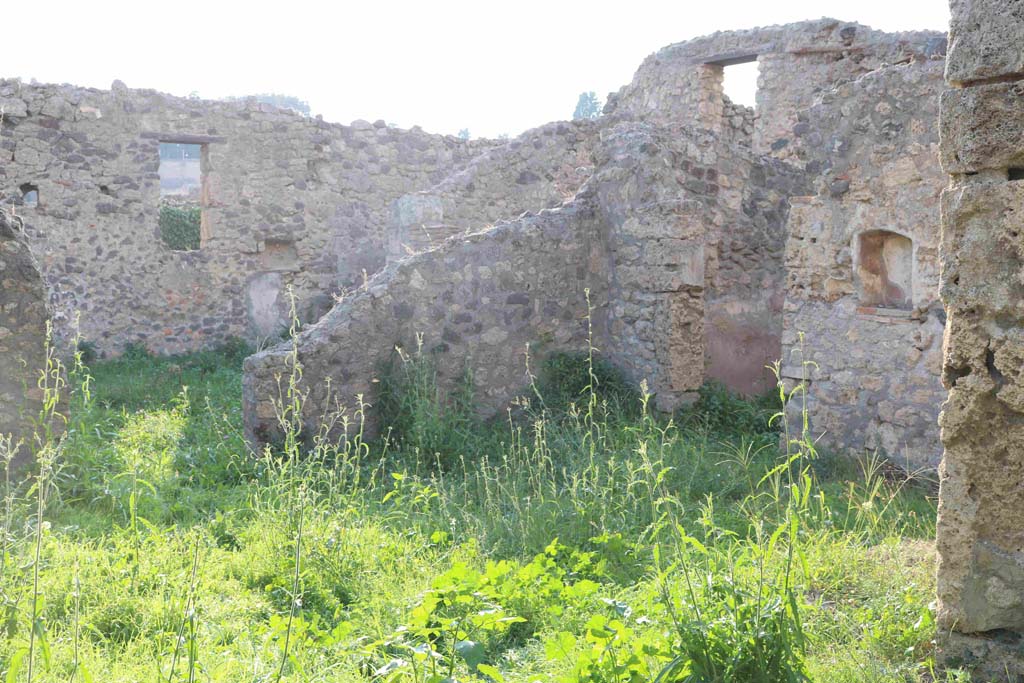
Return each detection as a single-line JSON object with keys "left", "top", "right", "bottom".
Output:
{"left": 159, "top": 203, "right": 201, "bottom": 251}
{"left": 458, "top": 128, "right": 471, "bottom": 140}
{"left": 573, "top": 91, "right": 602, "bottom": 120}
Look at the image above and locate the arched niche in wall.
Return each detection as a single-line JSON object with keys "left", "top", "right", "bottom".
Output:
{"left": 855, "top": 229, "right": 913, "bottom": 310}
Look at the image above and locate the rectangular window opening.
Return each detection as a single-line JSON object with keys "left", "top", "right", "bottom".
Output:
{"left": 719, "top": 56, "right": 759, "bottom": 110}
{"left": 1008, "top": 168, "right": 1024, "bottom": 181}
{"left": 158, "top": 142, "right": 206, "bottom": 251}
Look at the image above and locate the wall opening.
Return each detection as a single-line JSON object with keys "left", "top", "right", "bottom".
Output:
{"left": 1008, "top": 168, "right": 1024, "bottom": 181}
{"left": 722, "top": 59, "right": 759, "bottom": 108}
{"left": 856, "top": 230, "right": 913, "bottom": 310}
{"left": 158, "top": 142, "right": 206, "bottom": 251}
{"left": 20, "top": 183, "right": 38, "bottom": 208}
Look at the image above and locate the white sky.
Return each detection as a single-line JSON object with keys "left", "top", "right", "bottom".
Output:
{"left": 8, "top": 0, "right": 949, "bottom": 139}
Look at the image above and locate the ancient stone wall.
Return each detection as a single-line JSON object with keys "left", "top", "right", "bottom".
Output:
{"left": 388, "top": 120, "right": 597, "bottom": 261}
{"left": 721, "top": 97, "right": 755, "bottom": 147}
{"left": 244, "top": 121, "right": 709, "bottom": 442}
{"left": 606, "top": 19, "right": 945, "bottom": 158}
{"left": 244, "top": 203, "right": 600, "bottom": 445}
{"left": 597, "top": 123, "right": 707, "bottom": 411}
{"left": 0, "top": 210, "right": 50, "bottom": 457}
{"left": 781, "top": 58, "right": 947, "bottom": 470}
{"left": 936, "top": 1, "right": 1024, "bottom": 676}
{"left": 243, "top": 19, "right": 951, "bottom": 443}
{"left": 1, "top": 79, "right": 493, "bottom": 354}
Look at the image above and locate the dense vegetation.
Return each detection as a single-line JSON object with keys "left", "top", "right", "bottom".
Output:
{"left": 0, "top": 336, "right": 969, "bottom": 682}
{"left": 159, "top": 202, "right": 202, "bottom": 251}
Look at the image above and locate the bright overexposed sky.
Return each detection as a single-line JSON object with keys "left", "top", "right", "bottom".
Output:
{"left": 7, "top": 0, "right": 949, "bottom": 138}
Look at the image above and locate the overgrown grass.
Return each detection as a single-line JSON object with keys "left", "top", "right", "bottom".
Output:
{"left": 0, "top": 335, "right": 966, "bottom": 682}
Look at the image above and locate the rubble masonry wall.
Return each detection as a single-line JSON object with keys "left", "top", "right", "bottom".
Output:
{"left": 936, "top": 0, "right": 1024, "bottom": 676}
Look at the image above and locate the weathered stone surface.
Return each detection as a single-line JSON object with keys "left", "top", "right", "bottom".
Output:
{"left": 0, "top": 210, "right": 50, "bottom": 460}
{"left": 388, "top": 120, "right": 597, "bottom": 261}
{"left": 946, "top": 0, "right": 1024, "bottom": 85}
{"left": 1, "top": 79, "right": 499, "bottom": 355}
{"left": 243, "top": 121, "right": 710, "bottom": 442}
{"left": 937, "top": 0, "right": 1024, "bottom": 676}
{"left": 940, "top": 81, "right": 1024, "bottom": 173}
{"left": 782, "top": 58, "right": 947, "bottom": 469}
{"left": 241, "top": 19, "right": 946, "bottom": 454}
{"left": 606, "top": 18, "right": 945, "bottom": 159}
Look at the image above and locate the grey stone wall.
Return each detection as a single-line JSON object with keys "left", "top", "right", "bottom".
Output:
{"left": 0, "top": 210, "right": 50, "bottom": 458}
{"left": 781, "top": 58, "right": 947, "bottom": 470}
{"left": 243, "top": 120, "right": 710, "bottom": 443}
{"left": 244, "top": 204, "right": 600, "bottom": 445}
{"left": 1, "top": 79, "right": 493, "bottom": 354}
{"left": 936, "top": 1, "right": 1024, "bottom": 676}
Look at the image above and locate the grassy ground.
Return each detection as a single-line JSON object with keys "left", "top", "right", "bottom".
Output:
{"left": 0, "top": 343, "right": 968, "bottom": 682}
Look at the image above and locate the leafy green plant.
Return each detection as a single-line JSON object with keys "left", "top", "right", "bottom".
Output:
{"left": 534, "top": 351, "right": 641, "bottom": 418}
{"left": 159, "top": 203, "right": 201, "bottom": 251}
{"left": 677, "top": 381, "right": 777, "bottom": 436}
{"left": 376, "top": 338, "right": 478, "bottom": 467}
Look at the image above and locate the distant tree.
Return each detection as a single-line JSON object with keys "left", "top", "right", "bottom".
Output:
{"left": 497, "top": 133, "right": 510, "bottom": 141}
{"left": 458, "top": 128, "right": 471, "bottom": 140}
{"left": 224, "top": 93, "right": 311, "bottom": 116}
{"left": 573, "top": 91, "right": 602, "bottom": 120}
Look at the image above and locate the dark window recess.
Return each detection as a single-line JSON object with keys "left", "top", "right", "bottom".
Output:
{"left": 1008, "top": 168, "right": 1024, "bottom": 181}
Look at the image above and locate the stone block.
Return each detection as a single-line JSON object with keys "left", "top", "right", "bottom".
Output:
{"left": 946, "top": 0, "right": 1024, "bottom": 85}
{"left": 941, "top": 82, "right": 1024, "bottom": 173}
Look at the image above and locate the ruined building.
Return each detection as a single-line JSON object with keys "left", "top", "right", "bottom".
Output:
{"left": 2, "top": 21, "right": 948, "bottom": 467}
{"left": 935, "top": 1, "right": 1024, "bottom": 677}
{"left": 239, "top": 20, "right": 947, "bottom": 465}
{"left": 7, "top": 7, "right": 1024, "bottom": 677}
{"left": 0, "top": 210, "right": 50, "bottom": 456}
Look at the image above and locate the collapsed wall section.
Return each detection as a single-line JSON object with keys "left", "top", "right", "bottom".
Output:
{"left": 936, "top": 2, "right": 1024, "bottom": 676}
{"left": 244, "top": 202, "right": 602, "bottom": 444}
{"left": 0, "top": 80, "right": 489, "bottom": 354}
{"left": 781, "top": 58, "right": 947, "bottom": 470}
{"left": 0, "top": 210, "right": 50, "bottom": 456}
{"left": 388, "top": 120, "right": 597, "bottom": 260}
{"left": 243, "top": 121, "right": 708, "bottom": 443}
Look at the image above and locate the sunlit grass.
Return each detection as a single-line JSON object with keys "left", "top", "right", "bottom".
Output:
{"left": 0, "top": 337, "right": 965, "bottom": 682}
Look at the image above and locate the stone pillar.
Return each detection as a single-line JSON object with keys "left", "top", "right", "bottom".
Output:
{"left": 937, "top": 1, "right": 1024, "bottom": 677}
{"left": 0, "top": 211, "right": 50, "bottom": 465}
